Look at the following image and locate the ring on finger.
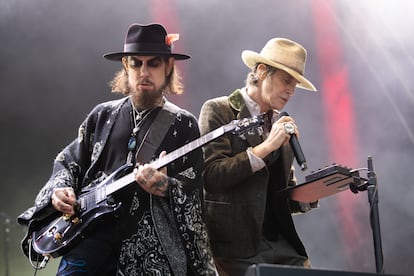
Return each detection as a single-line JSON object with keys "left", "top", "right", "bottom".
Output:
{"left": 284, "top": 122, "right": 295, "bottom": 135}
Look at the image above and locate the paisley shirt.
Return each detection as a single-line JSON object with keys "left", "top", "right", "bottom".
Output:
{"left": 18, "top": 96, "right": 217, "bottom": 275}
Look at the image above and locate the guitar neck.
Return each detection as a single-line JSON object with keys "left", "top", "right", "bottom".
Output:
{"left": 105, "top": 125, "right": 227, "bottom": 195}
{"left": 151, "top": 126, "right": 226, "bottom": 169}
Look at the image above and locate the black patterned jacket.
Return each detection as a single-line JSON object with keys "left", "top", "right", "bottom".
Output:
{"left": 18, "top": 96, "right": 217, "bottom": 275}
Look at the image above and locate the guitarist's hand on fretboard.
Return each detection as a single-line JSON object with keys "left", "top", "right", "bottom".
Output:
{"left": 51, "top": 187, "right": 77, "bottom": 216}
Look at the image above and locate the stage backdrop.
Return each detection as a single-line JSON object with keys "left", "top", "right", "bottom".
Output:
{"left": 1, "top": 0, "right": 413, "bottom": 275}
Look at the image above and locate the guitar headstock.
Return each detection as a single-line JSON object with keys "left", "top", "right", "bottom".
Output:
{"left": 224, "top": 114, "right": 265, "bottom": 136}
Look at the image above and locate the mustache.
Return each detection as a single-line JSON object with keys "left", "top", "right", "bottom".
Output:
{"left": 139, "top": 78, "right": 153, "bottom": 85}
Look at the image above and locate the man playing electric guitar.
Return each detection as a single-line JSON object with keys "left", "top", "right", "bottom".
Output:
{"left": 17, "top": 23, "right": 217, "bottom": 276}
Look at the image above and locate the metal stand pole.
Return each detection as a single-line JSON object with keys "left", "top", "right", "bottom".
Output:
{"left": 366, "top": 156, "right": 384, "bottom": 273}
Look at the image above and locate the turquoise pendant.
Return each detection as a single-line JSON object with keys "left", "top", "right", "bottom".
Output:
{"left": 128, "top": 137, "right": 136, "bottom": 150}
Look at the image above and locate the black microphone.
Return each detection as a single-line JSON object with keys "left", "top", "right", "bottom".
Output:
{"left": 279, "top": 112, "right": 308, "bottom": 171}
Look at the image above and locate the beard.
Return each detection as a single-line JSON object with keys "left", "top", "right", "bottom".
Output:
{"left": 129, "top": 79, "right": 167, "bottom": 110}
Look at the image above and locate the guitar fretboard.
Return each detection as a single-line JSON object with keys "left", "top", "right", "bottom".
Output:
{"left": 105, "top": 125, "right": 226, "bottom": 196}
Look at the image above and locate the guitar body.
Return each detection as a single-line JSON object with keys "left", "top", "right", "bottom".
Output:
{"left": 31, "top": 164, "right": 133, "bottom": 257}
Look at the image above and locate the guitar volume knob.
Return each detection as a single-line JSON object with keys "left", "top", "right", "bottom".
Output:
{"left": 63, "top": 214, "right": 71, "bottom": 221}
{"left": 54, "top": 232, "right": 62, "bottom": 242}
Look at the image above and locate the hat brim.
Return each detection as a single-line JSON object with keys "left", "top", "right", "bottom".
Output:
{"left": 242, "top": 50, "right": 316, "bottom": 92}
{"left": 103, "top": 51, "right": 190, "bottom": 61}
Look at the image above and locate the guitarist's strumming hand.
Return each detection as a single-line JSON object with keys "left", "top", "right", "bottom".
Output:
{"left": 134, "top": 151, "right": 169, "bottom": 197}
{"left": 51, "top": 187, "right": 77, "bottom": 216}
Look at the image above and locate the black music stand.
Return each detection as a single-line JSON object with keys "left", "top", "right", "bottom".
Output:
{"left": 281, "top": 156, "right": 384, "bottom": 273}
{"left": 285, "top": 164, "right": 361, "bottom": 203}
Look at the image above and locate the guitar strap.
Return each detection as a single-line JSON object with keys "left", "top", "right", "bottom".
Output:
{"left": 135, "top": 101, "right": 188, "bottom": 276}
{"left": 135, "top": 101, "right": 178, "bottom": 164}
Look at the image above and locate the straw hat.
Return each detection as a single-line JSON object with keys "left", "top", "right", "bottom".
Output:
{"left": 242, "top": 38, "right": 316, "bottom": 91}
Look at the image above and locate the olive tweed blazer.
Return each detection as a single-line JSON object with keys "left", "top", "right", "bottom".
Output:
{"left": 199, "top": 89, "right": 307, "bottom": 259}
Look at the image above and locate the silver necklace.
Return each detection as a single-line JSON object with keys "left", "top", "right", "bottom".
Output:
{"left": 126, "top": 97, "right": 153, "bottom": 164}
{"left": 132, "top": 108, "right": 149, "bottom": 134}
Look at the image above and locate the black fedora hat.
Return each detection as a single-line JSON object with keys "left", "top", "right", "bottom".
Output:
{"left": 103, "top": 23, "right": 190, "bottom": 61}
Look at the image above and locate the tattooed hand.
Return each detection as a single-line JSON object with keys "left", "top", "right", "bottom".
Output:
{"left": 134, "top": 151, "right": 169, "bottom": 197}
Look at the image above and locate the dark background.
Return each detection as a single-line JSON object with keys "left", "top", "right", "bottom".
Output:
{"left": 1, "top": 0, "right": 413, "bottom": 275}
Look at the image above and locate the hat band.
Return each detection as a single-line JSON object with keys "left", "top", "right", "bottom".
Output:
{"left": 124, "top": 43, "right": 171, "bottom": 54}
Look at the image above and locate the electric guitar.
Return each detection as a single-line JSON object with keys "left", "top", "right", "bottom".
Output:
{"left": 29, "top": 114, "right": 264, "bottom": 258}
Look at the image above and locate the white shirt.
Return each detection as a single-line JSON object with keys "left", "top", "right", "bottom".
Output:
{"left": 240, "top": 88, "right": 279, "bottom": 173}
